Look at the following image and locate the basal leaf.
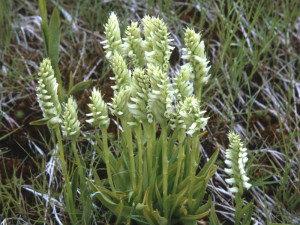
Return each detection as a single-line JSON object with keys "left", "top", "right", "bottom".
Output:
{"left": 48, "top": 7, "right": 62, "bottom": 86}
{"left": 38, "top": 0, "right": 49, "bottom": 54}
{"left": 29, "top": 117, "right": 50, "bottom": 126}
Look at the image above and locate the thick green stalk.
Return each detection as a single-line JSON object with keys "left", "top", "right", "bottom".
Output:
{"left": 122, "top": 120, "right": 136, "bottom": 190}
{"left": 172, "top": 129, "right": 185, "bottom": 194}
{"left": 135, "top": 125, "right": 143, "bottom": 179}
{"left": 101, "top": 129, "right": 116, "bottom": 193}
{"left": 144, "top": 122, "right": 155, "bottom": 183}
{"left": 188, "top": 135, "right": 199, "bottom": 210}
{"left": 54, "top": 124, "right": 77, "bottom": 223}
{"left": 161, "top": 124, "right": 168, "bottom": 217}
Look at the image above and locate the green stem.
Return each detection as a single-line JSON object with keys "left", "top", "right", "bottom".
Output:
{"left": 161, "top": 124, "right": 168, "bottom": 217}
{"left": 172, "top": 129, "right": 185, "bottom": 194}
{"left": 144, "top": 122, "right": 154, "bottom": 183}
{"left": 101, "top": 129, "right": 116, "bottom": 193}
{"left": 188, "top": 135, "right": 199, "bottom": 211}
{"left": 135, "top": 125, "right": 143, "bottom": 179}
{"left": 71, "top": 139, "right": 84, "bottom": 183}
{"left": 122, "top": 120, "right": 136, "bottom": 190}
{"left": 54, "top": 124, "right": 77, "bottom": 223}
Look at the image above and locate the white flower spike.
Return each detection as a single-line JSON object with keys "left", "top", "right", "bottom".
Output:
{"left": 225, "top": 132, "right": 251, "bottom": 193}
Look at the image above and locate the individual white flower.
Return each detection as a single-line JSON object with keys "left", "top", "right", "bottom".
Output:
{"left": 225, "top": 132, "right": 251, "bottom": 193}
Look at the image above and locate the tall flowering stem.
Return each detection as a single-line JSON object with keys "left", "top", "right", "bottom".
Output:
{"left": 86, "top": 88, "right": 115, "bottom": 193}
{"left": 225, "top": 131, "right": 252, "bottom": 224}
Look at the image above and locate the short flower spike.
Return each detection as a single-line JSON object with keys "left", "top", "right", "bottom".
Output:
{"left": 143, "top": 16, "right": 174, "bottom": 72}
{"left": 109, "top": 88, "right": 131, "bottom": 120}
{"left": 225, "top": 132, "right": 251, "bottom": 193}
{"left": 173, "top": 97, "right": 208, "bottom": 135}
{"left": 123, "top": 22, "right": 145, "bottom": 68}
{"left": 62, "top": 97, "right": 80, "bottom": 138}
{"left": 128, "top": 68, "right": 152, "bottom": 123}
{"left": 101, "top": 12, "right": 123, "bottom": 60}
{"left": 36, "top": 58, "right": 61, "bottom": 125}
{"left": 183, "top": 28, "right": 210, "bottom": 96}
{"left": 86, "top": 88, "right": 110, "bottom": 130}
{"left": 110, "top": 53, "right": 131, "bottom": 92}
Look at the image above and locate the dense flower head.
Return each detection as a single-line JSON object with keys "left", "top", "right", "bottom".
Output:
{"left": 109, "top": 88, "right": 131, "bottom": 120}
{"left": 36, "top": 58, "right": 61, "bottom": 125}
{"left": 128, "top": 68, "right": 152, "bottom": 123}
{"left": 182, "top": 28, "right": 210, "bottom": 94}
{"left": 142, "top": 16, "right": 174, "bottom": 72}
{"left": 62, "top": 97, "right": 80, "bottom": 138}
{"left": 147, "top": 65, "right": 174, "bottom": 124}
{"left": 173, "top": 64, "right": 194, "bottom": 102}
{"left": 224, "top": 132, "right": 251, "bottom": 193}
{"left": 86, "top": 88, "right": 110, "bottom": 129}
{"left": 173, "top": 97, "right": 208, "bottom": 135}
{"left": 110, "top": 53, "right": 131, "bottom": 92}
{"left": 123, "top": 22, "right": 145, "bottom": 68}
{"left": 101, "top": 12, "right": 123, "bottom": 60}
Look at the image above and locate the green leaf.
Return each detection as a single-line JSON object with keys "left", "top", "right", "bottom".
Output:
{"left": 194, "top": 196, "right": 211, "bottom": 214}
{"left": 209, "top": 204, "right": 220, "bottom": 225}
{"left": 48, "top": 7, "right": 62, "bottom": 86}
{"left": 197, "top": 148, "right": 219, "bottom": 177}
{"left": 88, "top": 180, "right": 132, "bottom": 218}
{"left": 180, "top": 210, "right": 210, "bottom": 220}
{"left": 239, "top": 202, "right": 254, "bottom": 225}
{"left": 29, "top": 117, "right": 50, "bottom": 126}
{"left": 169, "top": 184, "right": 189, "bottom": 219}
{"left": 38, "top": 0, "right": 49, "bottom": 55}
{"left": 143, "top": 207, "right": 168, "bottom": 225}
{"left": 68, "top": 80, "right": 93, "bottom": 95}
{"left": 71, "top": 167, "right": 79, "bottom": 203}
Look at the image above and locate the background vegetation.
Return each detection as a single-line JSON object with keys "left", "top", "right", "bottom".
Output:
{"left": 0, "top": 0, "right": 299, "bottom": 224}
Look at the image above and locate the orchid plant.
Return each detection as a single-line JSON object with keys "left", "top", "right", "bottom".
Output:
{"left": 33, "top": 11, "right": 253, "bottom": 225}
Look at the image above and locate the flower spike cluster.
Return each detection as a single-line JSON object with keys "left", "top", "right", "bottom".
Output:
{"left": 36, "top": 58, "right": 61, "bottom": 125}
{"left": 225, "top": 132, "right": 251, "bottom": 193}
{"left": 62, "top": 97, "right": 80, "bottom": 138}
{"left": 86, "top": 88, "right": 110, "bottom": 130}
